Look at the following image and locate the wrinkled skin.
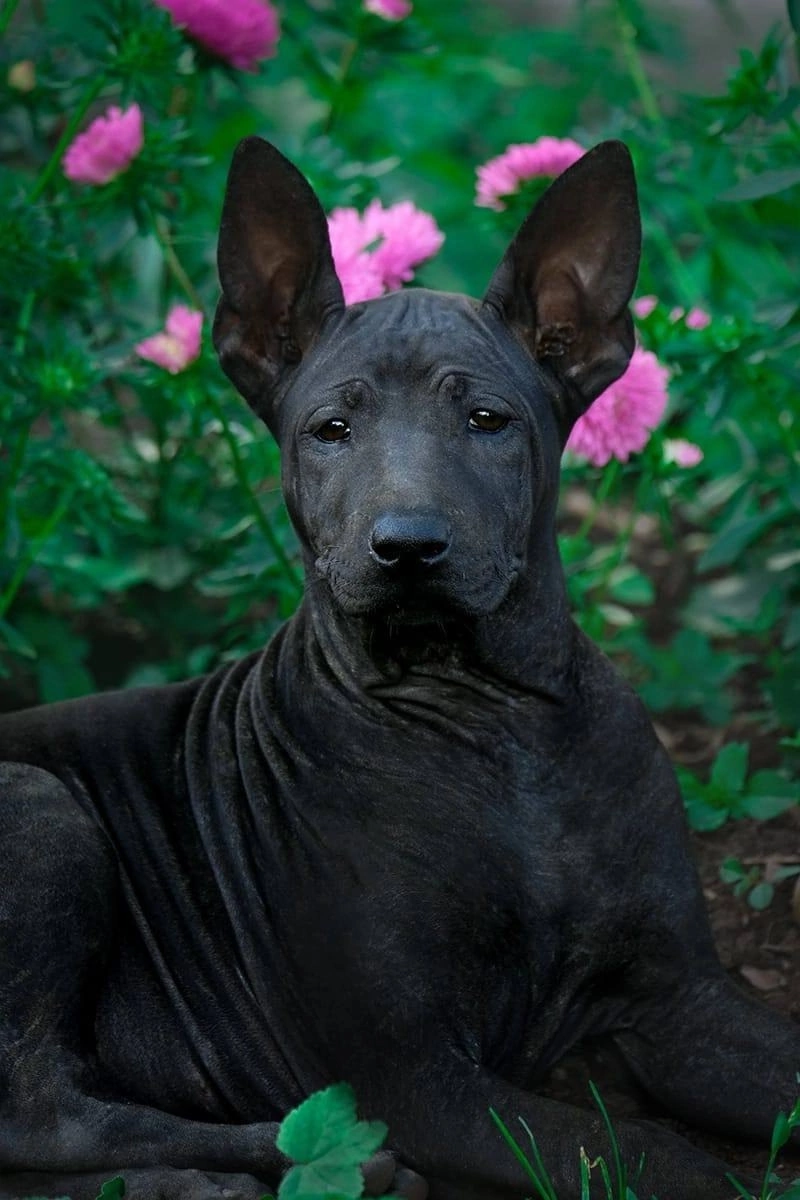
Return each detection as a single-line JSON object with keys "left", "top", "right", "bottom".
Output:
{"left": 1, "top": 139, "right": 798, "bottom": 1200}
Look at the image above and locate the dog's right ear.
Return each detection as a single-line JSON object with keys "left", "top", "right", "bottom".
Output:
{"left": 213, "top": 137, "right": 345, "bottom": 422}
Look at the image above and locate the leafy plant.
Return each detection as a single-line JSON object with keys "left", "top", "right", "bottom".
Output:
{"left": 679, "top": 741, "right": 798, "bottom": 832}
{"left": 275, "top": 1083, "right": 387, "bottom": 1200}
{"left": 720, "top": 857, "right": 800, "bottom": 912}
{"left": 728, "top": 1093, "right": 800, "bottom": 1200}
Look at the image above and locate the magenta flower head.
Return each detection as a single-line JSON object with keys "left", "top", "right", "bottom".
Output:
{"left": 327, "top": 199, "right": 444, "bottom": 305}
{"left": 153, "top": 0, "right": 280, "bottom": 71}
{"left": 565, "top": 346, "right": 670, "bottom": 468}
{"left": 475, "top": 137, "right": 586, "bottom": 210}
{"left": 364, "top": 0, "right": 412, "bottom": 18}
{"left": 135, "top": 304, "right": 203, "bottom": 373}
{"left": 63, "top": 103, "right": 144, "bottom": 186}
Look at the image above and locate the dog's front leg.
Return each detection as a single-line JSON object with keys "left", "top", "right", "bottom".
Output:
{"left": 613, "top": 968, "right": 800, "bottom": 1150}
{"left": 369, "top": 1062, "right": 746, "bottom": 1200}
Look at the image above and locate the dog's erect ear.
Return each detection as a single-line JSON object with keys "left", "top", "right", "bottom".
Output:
{"left": 482, "top": 140, "right": 641, "bottom": 432}
{"left": 213, "top": 137, "right": 345, "bottom": 418}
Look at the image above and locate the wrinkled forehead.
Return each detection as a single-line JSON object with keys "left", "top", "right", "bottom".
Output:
{"left": 285, "top": 289, "right": 557, "bottom": 410}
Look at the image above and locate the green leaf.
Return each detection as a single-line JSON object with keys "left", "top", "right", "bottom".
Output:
{"left": 277, "top": 1084, "right": 384, "bottom": 1166}
{"left": 787, "top": 0, "right": 800, "bottom": 35}
{"left": 608, "top": 566, "right": 655, "bottom": 606}
{"left": 747, "top": 882, "right": 774, "bottom": 910}
{"left": 684, "top": 797, "right": 730, "bottom": 832}
{"left": 719, "top": 858, "right": 746, "bottom": 884}
{"left": 709, "top": 743, "right": 749, "bottom": 794}
{"left": 95, "top": 1179, "right": 125, "bottom": 1200}
{"left": 771, "top": 1110, "right": 791, "bottom": 1153}
{"left": 718, "top": 167, "right": 800, "bottom": 202}
{"left": 278, "top": 1159, "right": 364, "bottom": 1200}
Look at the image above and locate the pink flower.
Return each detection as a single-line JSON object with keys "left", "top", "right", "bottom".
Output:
{"left": 663, "top": 438, "right": 704, "bottom": 468}
{"left": 475, "top": 137, "right": 586, "bottom": 210}
{"left": 135, "top": 304, "right": 203, "bottom": 373}
{"left": 684, "top": 306, "right": 711, "bottom": 330}
{"left": 633, "top": 295, "right": 658, "bottom": 319}
{"left": 364, "top": 0, "right": 412, "bottom": 17}
{"left": 63, "top": 104, "right": 144, "bottom": 186}
{"left": 328, "top": 199, "right": 444, "bottom": 305}
{"left": 153, "top": 0, "right": 280, "bottom": 71}
{"left": 565, "top": 346, "right": 670, "bottom": 467}
{"left": 669, "top": 305, "right": 711, "bottom": 330}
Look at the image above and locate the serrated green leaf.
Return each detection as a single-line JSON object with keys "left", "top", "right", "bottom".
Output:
{"left": 278, "top": 1159, "right": 364, "bottom": 1200}
{"left": 276, "top": 1084, "right": 385, "bottom": 1171}
{"left": 277, "top": 1084, "right": 358, "bottom": 1163}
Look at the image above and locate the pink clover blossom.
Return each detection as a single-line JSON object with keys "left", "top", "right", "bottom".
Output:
{"left": 153, "top": 0, "right": 280, "bottom": 71}
{"left": 364, "top": 0, "right": 412, "bottom": 18}
{"left": 475, "top": 137, "right": 586, "bottom": 210}
{"left": 63, "top": 104, "right": 144, "bottom": 186}
{"left": 135, "top": 304, "right": 203, "bottom": 373}
{"left": 328, "top": 199, "right": 444, "bottom": 305}
{"left": 663, "top": 438, "right": 704, "bottom": 468}
{"left": 565, "top": 346, "right": 670, "bottom": 468}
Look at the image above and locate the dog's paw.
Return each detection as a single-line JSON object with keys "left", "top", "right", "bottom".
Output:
{"left": 362, "top": 1150, "right": 428, "bottom": 1200}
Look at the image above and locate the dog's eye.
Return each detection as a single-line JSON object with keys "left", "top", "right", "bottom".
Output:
{"left": 315, "top": 418, "right": 351, "bottom": 443}
{"left": 469, "top": 409, "right": 509, "bottom": 433}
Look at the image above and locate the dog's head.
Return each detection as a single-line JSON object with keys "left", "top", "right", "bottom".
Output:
{"left": 213, "top": 138, "right": 640, "bottom": 628}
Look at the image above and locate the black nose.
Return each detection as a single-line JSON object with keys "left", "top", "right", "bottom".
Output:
{"left": 369, "top": 512, "right": 452, "bottom": 570}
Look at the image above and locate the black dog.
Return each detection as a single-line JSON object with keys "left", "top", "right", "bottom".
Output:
{"left": 1, "top": 138, "right": 798, "bottom": 1200}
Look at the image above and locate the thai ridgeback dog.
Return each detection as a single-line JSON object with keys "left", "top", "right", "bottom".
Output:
{"left": 1, "top": 138, "right": 798, "bottom": 1200}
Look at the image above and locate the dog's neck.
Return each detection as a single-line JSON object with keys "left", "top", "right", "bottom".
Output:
{"left": 275, "top": 539, "right": 576, "bottom": 714}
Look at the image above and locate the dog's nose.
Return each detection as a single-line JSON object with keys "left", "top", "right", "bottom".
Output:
{"left": 369, "top": 512, "right": 452, "bottom": 570}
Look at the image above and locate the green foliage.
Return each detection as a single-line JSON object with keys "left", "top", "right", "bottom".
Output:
{"left": 275, "top": 1083, "right": 387, "bottom": 1200}
{"left": 679, "top": 741, "right": 798, "bottom": 832}
{"left": 720, "top": 856, "right": 800, "bottom": 912}
{"left": 728, "top": 1093, "right": 800, "bottom": 1200}
{"left": 492, "top": 1081, "right": 646, "bottom": 1200}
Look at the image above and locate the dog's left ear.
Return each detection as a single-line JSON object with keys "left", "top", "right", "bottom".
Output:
{"left": 482, "top": 140, "right": 641, "bottom": 432}
{"left": 213, "top": 137, "right": 345, "bottom": 422}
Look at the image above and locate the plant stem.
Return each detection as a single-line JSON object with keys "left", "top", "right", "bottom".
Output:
{"left": 0, "top": 486, "right": 76, "bottom": 619}
{"left": 575, "top": 459, "right": 621, "bottom": 542}
{"left": 208, "top": 397, "right": 303, "bottom": 596}
{"left": 13, "top": 289, "right": 36, "bottom": 356}
{"left": 323, "top": 19, "right": 365, "bottom": 136}
{"left": 0, "top": 0, "right": 22, "bottom": 39}
{"left": 152, "top": 213, "right": 204, "bottom": 310}
{"left": 29, "top": 73, "right": 107, "bottom": 203}
{"left": 615, "top": 4, "right": 663, "bottom": 130}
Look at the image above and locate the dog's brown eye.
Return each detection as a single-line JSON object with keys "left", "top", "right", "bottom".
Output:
{"left": 469, "top": 409, "right": 508, "bottom": 433}
{"left": 315, "top": 418, "right": 351, "bottom": 443}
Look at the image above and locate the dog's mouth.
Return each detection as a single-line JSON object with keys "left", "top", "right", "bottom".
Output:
{"left": 315, "top": 549, "right": 520, "bottom": 624}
